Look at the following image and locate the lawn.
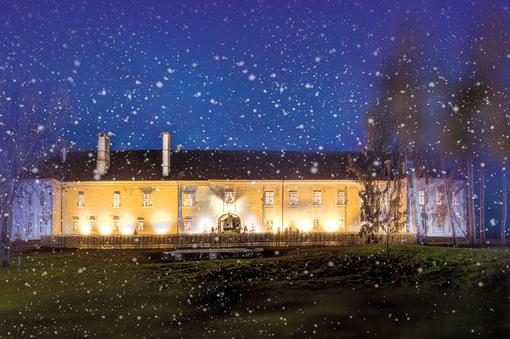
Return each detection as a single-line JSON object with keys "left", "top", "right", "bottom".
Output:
{"left": 0, "top": 245, "right": 509, "bottom": 338}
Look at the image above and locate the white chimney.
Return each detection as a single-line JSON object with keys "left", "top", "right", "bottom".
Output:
{"left": 162, "top": 132, "right": 171, "bottom": 177}
{"left": 176, "top": 144, "right": 183, "bottom": 152}
{"left": 97, "top": 132, "right": 110, "bottom": 176}
{"left": 61, "top": 146, "right": 68, "bottom": 163}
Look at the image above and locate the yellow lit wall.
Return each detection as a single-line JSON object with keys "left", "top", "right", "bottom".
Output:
{"left": 61, "top": 181, "right": 179, "bottom": 235}
{"left": 57, "top": 179, "right": 406, "bottom": 235}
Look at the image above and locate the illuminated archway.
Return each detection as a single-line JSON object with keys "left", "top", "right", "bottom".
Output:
{"left": 218, "top": 213, "right": 241, "bottom": 233}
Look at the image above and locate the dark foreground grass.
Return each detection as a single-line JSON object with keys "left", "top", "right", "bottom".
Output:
{"left": 0, "top": 245, "right": 509, "bottom": 338}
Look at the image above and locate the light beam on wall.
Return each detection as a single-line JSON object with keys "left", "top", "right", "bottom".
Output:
{"left": 119, "top": 215, "right": 135, "bottom": 235}
{"left": 98, "top": 215, "right": 113, "bottom": 235}
{"left": 298, "top": 220, "right": 313, "bottom": 232}
{"left": 325, "top": 219, "right": 339, "bottom": 233}
{"left": 79, "top": 221, "right": 92, "bottom": 235}
{"left": 151, "top": 211, "right": 171, "bottom": 234}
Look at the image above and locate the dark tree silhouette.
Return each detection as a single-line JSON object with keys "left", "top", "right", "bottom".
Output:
{"left": 0, "top": 80, "right": 72, "bottom": 266}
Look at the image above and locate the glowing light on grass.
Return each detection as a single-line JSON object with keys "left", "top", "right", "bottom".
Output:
{"left": 151, "top": 211, "right": 171, "bottom": 234}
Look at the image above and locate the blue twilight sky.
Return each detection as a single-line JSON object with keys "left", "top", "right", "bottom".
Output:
{"left": 0, "top": 0, "right": 507, "bottom": 151}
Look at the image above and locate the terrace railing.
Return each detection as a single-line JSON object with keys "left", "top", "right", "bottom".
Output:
{"left": 41, "top": 232, "right": 417, "bottom": 249}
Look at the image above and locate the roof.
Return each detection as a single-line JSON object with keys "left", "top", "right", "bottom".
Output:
{"left": 40, "top": 149, "right": 367, "bottom": 182}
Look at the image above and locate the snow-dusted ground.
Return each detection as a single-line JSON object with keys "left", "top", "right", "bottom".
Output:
{"left": 1, "top": 245, "right": 508, "bottom": 337}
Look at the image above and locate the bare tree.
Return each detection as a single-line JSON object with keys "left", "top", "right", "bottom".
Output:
{"left": 348, "top": 152, "right": 406, "bottom": 255}
{"left": 365, "top": 22, "right": 429, "bottom": 243}
{"left": 442, "top": 8, "right": 510, "bottom": 244}
{"left": 0, "top": 80, "right": 71, "bottom": 266}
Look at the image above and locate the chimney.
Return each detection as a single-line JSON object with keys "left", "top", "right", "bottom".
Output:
{"left": 97, "top": 132, "right": 110, "bottom": 176}
{"left": 61, "top": 146, "right": 68, "bottom": 163}
{"left": 176, "top": 144, "right": 183, "bottom": 152}
{"left": 162, "top": 132, "right": 171, "bottom": 176}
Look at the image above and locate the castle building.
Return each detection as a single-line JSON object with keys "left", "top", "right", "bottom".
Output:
{"left": 17, "top": 132, "right": 467, "bottom": 242}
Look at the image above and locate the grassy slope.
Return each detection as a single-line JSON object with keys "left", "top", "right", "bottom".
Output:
{"left": 0, "top": 245, "right": 509, "bottom": 338}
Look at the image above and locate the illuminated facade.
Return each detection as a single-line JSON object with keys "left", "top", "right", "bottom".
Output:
{"left": 57, "top": 179, "right": 363, "bottom": 236}
{"left": 41, "top": 132, "right": 465, "bottom": 238}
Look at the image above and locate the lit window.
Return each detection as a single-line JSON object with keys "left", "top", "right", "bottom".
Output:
{"left": 72, "top": 217, "right": 79, "bottom": 232}
{"left": 288, "top": 191, "right": 298, "bottom": 207}
{"left": 113, "top": 191, "right": 121, "bottom": 208}
{"left": 184, "top": 217, "right": 193, "bottom": 233}
{"left": 265, "top": 220, "right": 274, "bottom": 232}
{"left": 136, "top": 217, "right": 144, "bottom": 232}
{"left": 224, "top": 191, "right": 235, "bottom": 204}
{"left": 77, "top": 191, "right": 85, "bottom": 208}
{"left": 312, "top": 190, "right": 322, "bottom": 206}
{"left": 90, "top": 216, "right": 96, "bottom": 232}
{"left": 337, "top": 190, "right": 346, "bottom": 205}
{"left": 264, "top": 191, "right": 274, "bottom": 206}
{"left": 113, "top": 216, "right": 120, "bottom": 232}
{"left": 183, "top": 193, "right": 194, "bottom": 207}
{"left": 418, "top": 191, "right": 425, "bottom": 206}
{"left": 143, "top": 193, "right": 152, "bottom": 207}
{"left": 339, "top": 219, "right": 345, "bottom": 229}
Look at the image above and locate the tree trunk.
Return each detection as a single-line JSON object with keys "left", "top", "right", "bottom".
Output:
{"left": 502, "top": 169, "right": 507, "bottom": 245}
{"left": 1, "top": 213, "right": 10, "bottom": 267}
{"left": 466, "top": 159, "right": 476, "bottom": 244}
{"left": 405, "top": 158, "right": 426, "bottom": 243}
{"left": 479, "top": 165, "right": 486, "bottom": 244}
{"left": 441, "top": 157, "right": 457, "bottom": 246}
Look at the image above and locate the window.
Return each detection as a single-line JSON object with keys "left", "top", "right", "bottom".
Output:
{"left": 136, "top": 217, "right": 144, "bottom": 232}
{"left": 288, "top": 191, "right": 298, "bottom": 207}
{"left": 72, "top": 217, "right": 79, "bottom": 232}
{"left": 183, "top": 192, "right": 194, "bottom": 207}
{"left": 312, "top": 190, "right": 322, "bottom": 206}
{"left": 183, "top": 217, "right": 193, "bottom": 233}
{"left": 452, "top": 193, "right": 459, "bottom": 206}
{"left": 39, "top": 191, "right": 45, "bottom": 206}
{"left": 436, "top": 219, "right": 445, "bottom": 232}
{"left": 28, "top": 194, "right": 32, "bottom": 206}
{"left": 26, "top": 221, "right": 32, "bottom": 236}
{"left": 265, "top": 220, "right": 274, "bottom": 233}
{"left": 264, "top": 191, "right": 274, "bottom": 206}
{"left": 435, "top": 192, "right": 443, "bottom": 205}
{"left": 113, "top": 191, "right": 121, "bottom": 208}
{"left": 77, "top": 191, "right": 85, "bottom": 208}
{"left": 143, "top": 193, "right": 152, "bottom": 207}
{"left": 224, "top": 191, "right": 235, "bottom": 204}
{"left": 338, "top": 219, "right": 345, "bottom": 229}
{"left": 337, "top": 190, "right": 346, "bottom": 205}
{"left": 418, "top": 190, "right": 425, "bottom": 206}
{"left": 113, "top": 216, "right": 120, "bottom": 232}
{"left": 89, "top": 216, "right": 96, "bottom": 232}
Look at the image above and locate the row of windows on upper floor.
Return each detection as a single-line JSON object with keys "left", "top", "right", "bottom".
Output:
{"left": 75, "top": 189, "right": 461, "bottom": 209}
{"left": 76, "top": 190, "right": 349, "bottom": 208}
{"left": 418, "top": 190, "right": 461, "bottom": 206}
{"left": 25, "top": 191, "right": 47, "bottom": 206}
